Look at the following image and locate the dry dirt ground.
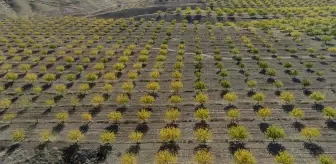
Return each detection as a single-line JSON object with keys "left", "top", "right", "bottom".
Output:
{"left": 0, "top": 17, "right": 335, "bottom": 163}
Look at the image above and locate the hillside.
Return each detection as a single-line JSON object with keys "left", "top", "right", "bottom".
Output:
{"left": 0, "top": 0, "right": 152, "bottom": 17}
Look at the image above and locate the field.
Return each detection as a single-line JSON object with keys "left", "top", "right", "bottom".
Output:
{"left": 0, "top": 1, "right": 336, "bottom": 164}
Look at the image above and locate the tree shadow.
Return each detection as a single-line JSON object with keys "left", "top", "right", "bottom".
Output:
{"left": 303, "top": 89, "right": 312, "bottom": 96}
{"left": 53, "top": 95, "right": 63, "bottom": 103}
{"left": 0, "top": 124, "right": 10, "bottom": 131}
{"left": 62, "top": 143, "right": 80, "bottom": 163}
{"left": 267, "top": 142, "right": 286, "bottom": 155}
{"left": 165, "top": 123, "right": 179, "bottom": 128}
{"left": 274, "top": 90, "right": 281, "bottom": 96}
{"left": 68, "top": 107, "right": 76, "bottom": 115}
{"left": 27, "top": 122, "right": 38, "bottom": 131}
{"left": 127, "top": 144, "right": 140, "bottom": 154}
{"left": 116, "top": 107, "right": 127, "bottom": 114}
{"left": 247, "top": 90, "right": 256, "bottom": 97}
{"left": 36, "top": 141, "right": 50, "bottom": 150}
{"left": 220, "top": 90, "right": 229, "bottom": 98}
{"left": 97, "top": 144, "right": 112, "bottom": 162}
{"left": 89, "top": 106, "right": 101, "bottom": 117}
{"left": 267, "top": 78, "right": 275, "bottom": 84}
{"left": 66, "top": 82, "right": 73, "bottom": 89}
{"left": 326, "top": 120, "right": 336, "bottom": 131}
{"left": 159, "top": 142, "right": 180, "bottom": 155}
{"left": 229, "top": 141, "right": 246, "bottom": 154}
{"left": 22, "top": 84, "right": 33, "bottom": 91}
{"left": 11, "top": 97, "right": 18, "bottom": 103}
{"left": 42, "top": 107, "right": 52, "bottom": 115}
{"left": 52, "top": 122, "right": 65, "bottom": 134}
{"left": 292, "top": 77, "right": 301, "bottom": 83}
{"left": 292, "top": 121, "right": 305, "bottom": 132}
{"left": 224, "top": 104, "right": 237, "bottom": 111}
{"left": 253, "top": 104, "right": 263, "bottom": 112}
{"left": 259, "top": 122, "right": 270, "bottom": 133}
{"left": 227, "top": 122, "right": 238, "bottom": 128}
{"left": 32, "top": 95, "right": 39, "bottom": 102}
{"left": 194, "top": 121, "right": 209, "bottom": 130}
{"left": 303, "top": 142, "right": 324, "bottom": 156}
{"left": 312, "top": 104, "right": 324, "bottom": 111}
{"left": 317, "top": 77, "right": 326, "bottom": 82}
{"left": 17, "top": 108, "right": 27, "bottom": 116}
{"left": 6, "top": 143, "right": 20, "bottom": 156}
{"left": 42, "top": 83, "right": 52, "bottom": 91}
{"left": 193, "top": 144, "right": 211, "bottom": 152}
{"left": 306, "top": 69, "right": 315, "bottom": 73}
{"left": 135, "top": 123, "right": 149, "bottom": 134}
{"left": 103, "top": 93, "right": 110, "bottom": 101}
{"left": 79, "top": 124, "right": 89, "bottom": 133}
{"left": 282, "top": 104, "right": 294, "bottom": 112}
{"left": 105, "top": 124, "right": 119, "bottom": 133}
{"left": 4, "top": 81, "right": 14, "bottom": 89}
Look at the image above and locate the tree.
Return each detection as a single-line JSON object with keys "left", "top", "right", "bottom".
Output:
{"left": 129, "top": 131, "right": 143, "bottom": 143}
{"left": 2, "top": 113, "right": 16, "bottom": 123}
{"left": 140, "top": 95, "right": 155, "bottom": 107}
{"left": 227, "top": 109, "right": 240, "bottom": 123}
{"left": 56, "top": 112, "right": 69, "bottom": 123}
{"left": 100, "top": 131, "right": 116, "bottom": 144}
{"left": 109, "top": 111, "right": 122, "bottom": 123}
{"left": 323, "top": 106, "right": 336, "bottom": 120}
{"left": 301, "top": 127, "right": 320, "bottom": 143}
{"left": 289, "top": 108, "right": 305, "bottom": 121}
{"left": 194, "top": 128, "right": 212, "bottom": 143}
{"left": 246, "top": 80, "right": 257, "bottom": 91}
{"left": 266, "top": 125, "right": 285, "bottom": 142}
{"left": 121, "top": 153, "right": 136, "bottom": 164}
{"left": 165, "top": 108, "right": 180, "bottom": 123}
{"left": 5, "top": 72, "right": 18, "bottom": 81}
{"left": 91, "top": 95, "right": 105, "bottom": 107}
{"left": 195, "top": 92, "right": 209, "bottom": 105}
{"left": 223, "top": 92, "right": 238, "bottom": 105}
{"left": 116, "top": 94, "right": 130, "bottom": 107}
{"left": 81, "top": 112, "right": 92, "bottom": 123}
{"left": 234, "top": 149, "right": 256, "bottom": 164}
{"left": 147, "top": 82, "right": 160, "bottom": 93}
{"left": 221, "top": 80, "right": 231, "bottom": 90}
{"left": 280, "top": 92, "right": 295, "bottom": 104}
{"left": 194, "top": 149, "right": 213, "bottom": 164}
{"left": 195, "top": 108, "right": 210, "bottom": 121}
{"left": 169, "top": 95, "right": 182, "bottom": 105}
{"left": 275, "top": 151, "right": 295, "bottom": 164}
{"left": 310, "top": 91, "right": 325, "bottom": 104}
{"left": 25, "top": 73, "right": 37, "bottom": 84}
{"left": 257, "top": 107, "right": 272, "bottom": 121}
{"left": 301, "top": 79, "right": 311, "bottom": 89}
{"left": 229, "top": 125, "right": 249, "bottom": 142}
{"left": 55, "top": 84, "right": 67, "bottom": 95}
{"left": 194, "top": 81, "right": 207, "bottom": 91}
{"left": 40, "top": 129, "right": 52, "bottom": 142}
{"left": 155, "top": 150, "right": 177, "bottom": 164}
{"left": 12, "top": 129, "right": 25, "bottom": 142}
{"left": 137, "top": 109, "right": 152, "bottom": 123}
{"left": 318, "top": 154, "right": 335, "bottom": 164}
{"left": 274, "top": 80, "right": 284, "bottom": 91}
{"left": 159, "top": 127, "right": 181, "bottom": 142}
{"left": 68, "top": 129, "right": 84, "bottom": 143}
{"left": 171, "top": 81, "right": 183, "bottom": 93}
{"left": 122, "top": 82, "right": 134, "bottom": 93}
{"left": 252, "top": 92, "right": 265, "bottom": 104}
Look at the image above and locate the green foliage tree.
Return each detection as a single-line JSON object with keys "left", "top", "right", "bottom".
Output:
{"left": 234, "top": 149, "right": 256, "bottom": 164}
{"left": 266, "top": 125, "right": 285, "bottom": 142}
{"left": 275, "top": 151, "right": 295, "bottom": 164}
